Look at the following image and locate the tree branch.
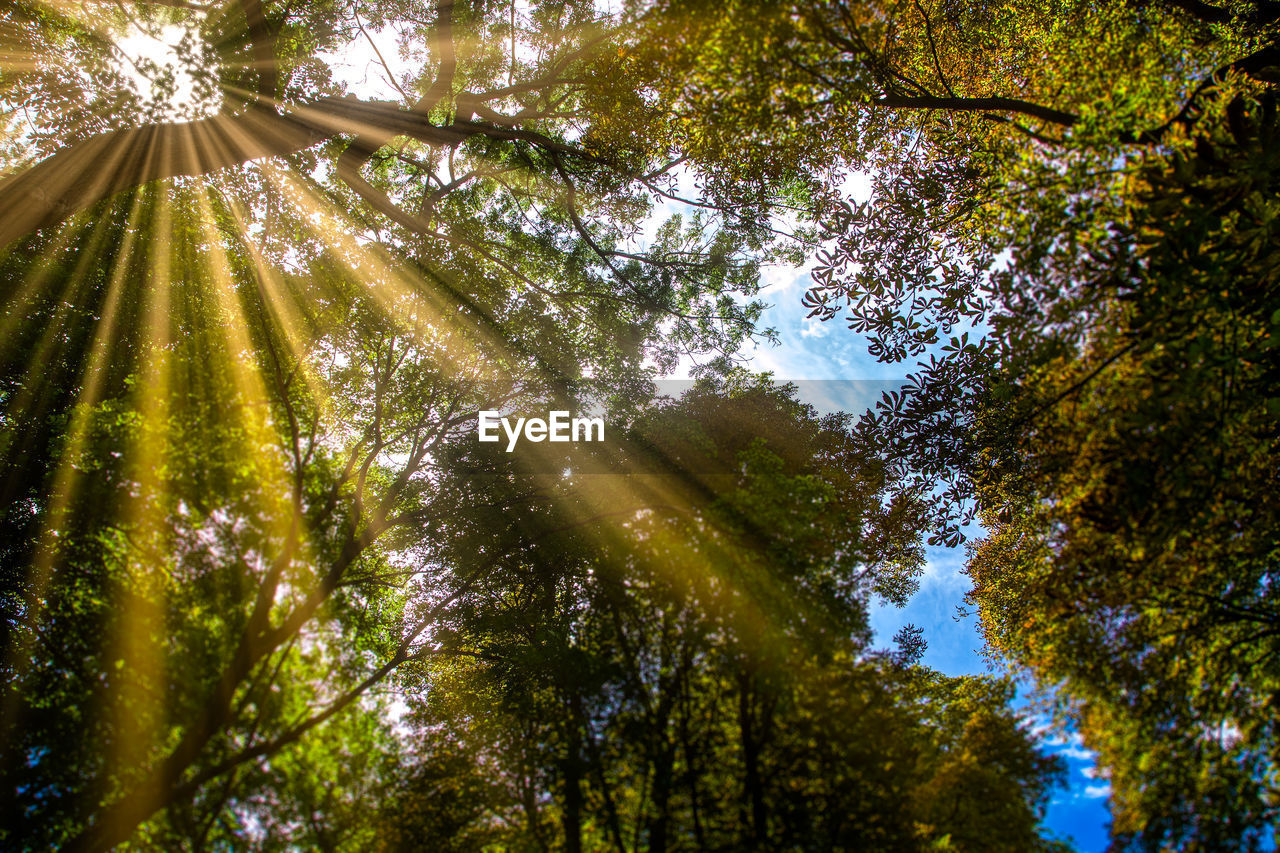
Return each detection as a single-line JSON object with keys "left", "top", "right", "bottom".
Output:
{"left": 334, "top": 0, "right": 456, "bottom": 202}
{"left": 0, "top": 108, "right": 322, "bottom": 253}
{"left": 871, "top": 93, "right": 1080, "bottom": 128}
{"left": 237, "top": 0, "right": 278, "bottom": 103}
{"left": 1161, "top": 0, "right": 1280, "bottom": 25}
{"left": 0, "top": 93, "right": 598, "bottom": 253}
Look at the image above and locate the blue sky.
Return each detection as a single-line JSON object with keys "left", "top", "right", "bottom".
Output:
{"left": 739, "top": 264, "right": 1112, "bottom": 851}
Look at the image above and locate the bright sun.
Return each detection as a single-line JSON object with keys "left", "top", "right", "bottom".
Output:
{"left": 113, "top": 22, "right": 217, "bottom": 119}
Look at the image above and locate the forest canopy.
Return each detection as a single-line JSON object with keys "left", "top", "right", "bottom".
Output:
{"left": 0, "top": 0, "right": 1276, "bottom": 850}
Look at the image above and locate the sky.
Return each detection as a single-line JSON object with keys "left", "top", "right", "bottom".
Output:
{"left": 745, "top": 263, "right": 1113, "bottom": 852}
{"left": 159, "top": 17, "right": 1116, "bottom": 849}
{"left": 309, "top": 21, "right": 1114, "bottom": 844}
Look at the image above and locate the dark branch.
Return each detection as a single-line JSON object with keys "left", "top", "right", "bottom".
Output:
{"left": 0, "top": 93, "right": 600, "bottom": 253}
{"left": 871, "top": 93, "right": 1080, "bottom": 128}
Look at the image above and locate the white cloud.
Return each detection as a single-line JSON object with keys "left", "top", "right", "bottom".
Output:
{"left": 1060, "top": 744, "right": 1097, "bottom": 762}
{"left": 799, "top": 318, "right": 831, "bottom": 339}
{"left": 759, "top": 264, "right": 806, "bottom": 294}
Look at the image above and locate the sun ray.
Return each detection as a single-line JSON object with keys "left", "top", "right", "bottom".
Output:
{"left": 191, "top": 185, "right": 307, "bottom": 560}
{"left": 99, "top": 187, "right": 177, "bottom": 792}
{"left": 0, "top": 185, "right": 152, "bottom": 693}
{"left": 256, "top": 161, "right": 515, "bottom": 382}
{"left": 216, "top": 190, "right": 330, "bottom": 407}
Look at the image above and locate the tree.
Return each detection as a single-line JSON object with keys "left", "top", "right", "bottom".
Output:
{"left": 0, "top": 181, "right": 517, "bottom": 848}
{"left": 0, "top": 1, "right": 774, "bottom": 831}
{"left": 7, "top": 0, "right": 1274, "bottom": 847}
{"left": 628, "top": 0, "right": 1280, "bottom": 845}
{"left": 380, "top": 375, "right": 1067, "bottom": 852}
{"left": 960, "top": 121, "right": 1280, "bottom": 849}
{"left": 0, "top": 0, "right": 819, "bottom": 845}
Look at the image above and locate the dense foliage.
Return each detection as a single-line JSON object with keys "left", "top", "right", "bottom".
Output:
{"left": 1, "top": 0, "right": 1276, "bottom": 848}
{"left": 631, "top": 0, "right": 1280, "bottom": 846}
{"left": 373, "top": 380, "right": 1063, "bottom": 852}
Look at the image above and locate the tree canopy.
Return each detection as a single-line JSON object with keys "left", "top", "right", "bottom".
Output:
{"left": 2, "top": 0, "right": 1277, "bottom": 849}
{"left": 630, "top": 0, "right": 1280, "bottom": 846}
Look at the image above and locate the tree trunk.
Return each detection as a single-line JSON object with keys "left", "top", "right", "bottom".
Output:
{"left": 737, "top": 671, "right": 768, "bottom": 847}
{"left": 561, "top": 725, "right": 584, "bottom": 853}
